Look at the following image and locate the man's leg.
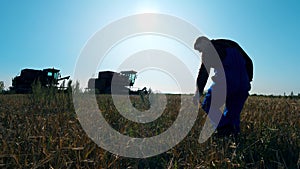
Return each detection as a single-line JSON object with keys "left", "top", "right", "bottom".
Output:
{"left": 201, "top": 87, "right": 228, "bottom": 129}
{"left": 223, "top": 92, "right": 249, "bottom": 134}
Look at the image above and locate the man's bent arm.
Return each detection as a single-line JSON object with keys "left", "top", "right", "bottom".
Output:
{"left": 196, "top": 63, "right": 209, "bottom": 95}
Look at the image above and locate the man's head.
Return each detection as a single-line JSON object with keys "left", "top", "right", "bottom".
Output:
{"left": 194, "top": 36, "right": 221, "bottom": 68}
{"left": 194, "top": 36, "right": 211, "bottom": 52}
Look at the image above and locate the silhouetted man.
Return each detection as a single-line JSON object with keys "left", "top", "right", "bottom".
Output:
{"left": 194, "top": 36, "right": 253, "bottom": 136}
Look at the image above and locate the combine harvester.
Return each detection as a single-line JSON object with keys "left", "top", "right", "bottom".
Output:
{"left": 88, "top": 70, "right": 149, "bottom": 95}
{"left": 10, "top": 68, "right": 70, "bottom": 94}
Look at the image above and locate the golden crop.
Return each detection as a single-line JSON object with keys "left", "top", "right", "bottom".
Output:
{"left": 0, "top": 93, "right": 299, "bottom": 168}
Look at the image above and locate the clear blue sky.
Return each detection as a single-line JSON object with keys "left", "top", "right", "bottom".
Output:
{"left": 1, "top": 0, "right": 300, "bottom": 95}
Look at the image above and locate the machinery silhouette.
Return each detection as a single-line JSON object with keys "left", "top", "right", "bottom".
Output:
{"left": 10, "top": 68, "right": 147, "bottom": 95}
{"left": 88, "top": 70, "right": 149, "bottom": 95}
{"left": 10, "top": 68, "right": 70, "bottom": 94}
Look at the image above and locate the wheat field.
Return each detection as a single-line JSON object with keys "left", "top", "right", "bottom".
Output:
{"left": 0, "top": 92, "right": 299, "bottom": 168}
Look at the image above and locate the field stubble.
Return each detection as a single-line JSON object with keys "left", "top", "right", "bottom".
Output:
{"left": 0, "top": 93, "right": 299, "bottom": 168}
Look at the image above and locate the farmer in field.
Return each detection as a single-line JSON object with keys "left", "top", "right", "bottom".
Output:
{"left": 193, "top": 36, "right": 253, "bottom": 136}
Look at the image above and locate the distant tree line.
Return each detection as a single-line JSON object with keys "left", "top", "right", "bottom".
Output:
{"left": 251, "top": 91, "right": 300, "bottom": 99}
{"left": 1, "top": 79, "right": 299, "bottom": 100}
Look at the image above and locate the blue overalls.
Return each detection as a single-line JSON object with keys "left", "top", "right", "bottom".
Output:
{"left": 201, "top": 47, "right": 251, "bottom": 135}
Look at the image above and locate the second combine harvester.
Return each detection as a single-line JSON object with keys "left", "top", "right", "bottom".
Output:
{"left": 88, "top": 70, "right": 149, "bottom": 95}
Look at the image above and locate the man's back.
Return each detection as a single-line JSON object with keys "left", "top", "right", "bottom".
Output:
{"left": 211, "top": 39, "right": 253, "bottom": 83}
{"left": 218, "top": 46, "right": 251, "bottom": 94}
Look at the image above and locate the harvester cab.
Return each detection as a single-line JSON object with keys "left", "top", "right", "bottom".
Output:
{"left": 43, "top": 68, "right": 61, "bottom": 86}
{"left": 120, "top": 70, "right": 137, "bottom": 87}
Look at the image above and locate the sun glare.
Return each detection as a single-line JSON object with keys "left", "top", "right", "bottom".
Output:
{"left": 136, "top": 2, "right": 159, "bottom": 13}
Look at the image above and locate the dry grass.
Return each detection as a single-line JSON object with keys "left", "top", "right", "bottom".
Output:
{"left": 0, "top": 93, "right": 299, "bottom": 168}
